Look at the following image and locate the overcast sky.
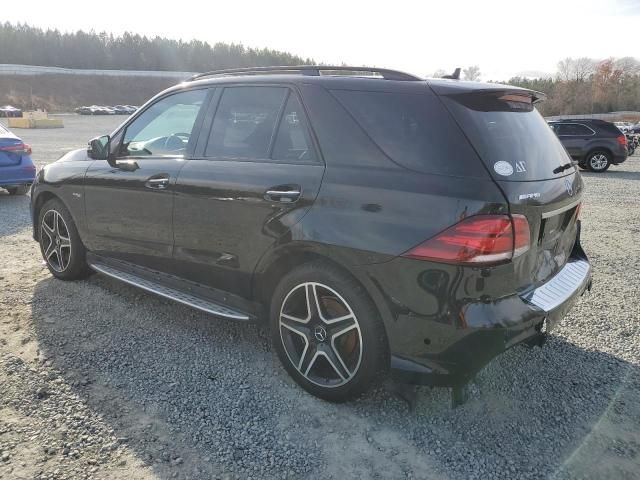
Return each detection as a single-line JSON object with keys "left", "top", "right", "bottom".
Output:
{"left": 4, "top": 0, "right": 640, "bottom": 79}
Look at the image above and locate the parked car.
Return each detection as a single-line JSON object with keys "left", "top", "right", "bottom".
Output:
{"left": 628, "top": 123, "right": 640, "bottom": 134}
{"left": 76, "top": 106, "right": 106, "bottom": 115}
{"left": 112, "top": 105, "right": 135, "bottom": 115}
{"left": 30, "top": 66, "right": 592, "bottom": 403}
{"left": 0, "top": 123, "right": 35, "bottom": 195}
{"left": 614, "top": 121, "right": 631, "bottom": 133}
{"left": 548, "top": 119, "right": 628, "bottom": 172}
{"left": 0, "top": 105, "right": 23, "bottom": 118}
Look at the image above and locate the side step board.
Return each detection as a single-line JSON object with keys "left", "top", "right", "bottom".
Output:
{"left": 89, "top": 261, "right": 251, "bottom": 321}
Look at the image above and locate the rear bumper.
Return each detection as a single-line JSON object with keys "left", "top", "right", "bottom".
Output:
{"left": 1, "top": 160, "right": 36, "bottom": 186}
{"left": 612, "top": 144, "right": 628, "bottom": 164}
{"left": 359, "top": 243, "right": 592, "bottom": 387}
{"left": 613, "top": 152, "right": 628, "bottom": 165}
{"left": 1, "top": 177, "right": 34, "bottom": 187}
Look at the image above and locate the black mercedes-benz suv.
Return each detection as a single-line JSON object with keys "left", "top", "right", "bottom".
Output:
{"left": 30, "top": 66, "right": 592, "bottom": 403}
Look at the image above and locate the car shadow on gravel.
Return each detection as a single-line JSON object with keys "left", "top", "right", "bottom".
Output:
{"left": 29, "top": 275, "right": 640, "bottom": 480}
{"left": 0, "top": 191, "right": 31, "bottom": 238}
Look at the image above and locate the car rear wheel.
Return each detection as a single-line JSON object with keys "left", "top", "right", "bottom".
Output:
{"left": 38, "top": 198, "right": 91, "bottom": 280}
{"left": 6, "top": 185, "right": 29, "bottom": 195}
{"left": 586, "top": 151, "right": 611, "bottom": 172}
{"left": 270, "top": 261, "right": 388, "bottom": 402}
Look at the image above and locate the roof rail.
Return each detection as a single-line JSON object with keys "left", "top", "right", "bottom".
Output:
{"left": 188, "top": 65, "right": 421, "bottom": 82}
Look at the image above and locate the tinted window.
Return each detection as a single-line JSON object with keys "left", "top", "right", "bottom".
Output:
{"left": 331, "top": 89, "right": 485, "bottom": 177}
{"left": 272, "top": 93, "right": 316, "bottom": 163}
{"left": 442, "top": 93, "right": 573, "bottom": 181}
{"left": 120, "top": 89, "right": 207, "bottom": 157}
{"left": 556, "top": 123, "right": 593, "bottom": 136}
{"left": 205, "top": 87, "right": 287, "bottom": 159}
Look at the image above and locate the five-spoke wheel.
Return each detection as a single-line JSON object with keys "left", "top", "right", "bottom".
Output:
{"left": 279, "top": 282, "right": 363, "bottom": 388}
{"left": 271, "top": 262, "right": 388, "bottom": 402}
{"left": 41, "top": 209, "right": 72, "bottom": 272}
{"left": 38, "top": 198, "right": 91, "bottom": 280}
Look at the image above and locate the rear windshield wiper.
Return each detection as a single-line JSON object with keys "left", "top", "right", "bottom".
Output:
{"left": 553, "top": 162, "right": 574, "bottom": 174}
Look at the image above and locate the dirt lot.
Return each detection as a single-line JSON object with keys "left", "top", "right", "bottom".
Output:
{"left": 1, "top": 116, "right": 639, "bottom": 479}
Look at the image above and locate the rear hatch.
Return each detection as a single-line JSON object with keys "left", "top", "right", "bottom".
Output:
{"left": 439, "top": 88, "right": 582, "bottom": 290}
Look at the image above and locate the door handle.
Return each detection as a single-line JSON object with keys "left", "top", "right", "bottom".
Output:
{"left": 145, "top": 176, "right": 170, "bottom": 190}
{"left": 264, "top": 185, "right": 302, "bottom": 203}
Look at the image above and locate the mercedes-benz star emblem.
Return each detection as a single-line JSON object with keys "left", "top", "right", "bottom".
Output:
{"left": 314, "top": 325, "right": 327, "bottom": 342}
{"left": 564, "top": 178, "right": 574, "bottom": 196}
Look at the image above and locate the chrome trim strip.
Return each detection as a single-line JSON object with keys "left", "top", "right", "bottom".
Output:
{"left": 522, "top": 259, "right": 591, "bottom": 311}
{"left": 542, "top": 198, "right": 581, "bottom": 219}
{"left": 89, "top": 262, "right": 250, "bottom": 320}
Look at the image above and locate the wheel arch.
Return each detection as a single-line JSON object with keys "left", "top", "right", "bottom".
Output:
{"left": 252, "top": 242, "right": 395, "bottom": 344}
{"left": 584, "top": 146, "right": 613, "bottom": 162}
{"left": 32, "top": 190, "right": 61, "bottom": 240}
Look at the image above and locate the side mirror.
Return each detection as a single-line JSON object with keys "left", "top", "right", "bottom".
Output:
{"left": 87, "top": 135, "right": 111, "bottom": 161}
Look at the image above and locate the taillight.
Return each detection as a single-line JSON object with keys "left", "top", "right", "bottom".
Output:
{"left": 617, "top": 135, "right": 627, "bottom": 146}
{"left": 0, "top": 142, "right": 32, "bottom": 155}
{"left": 402, "top": 214, "right": 530, "bottom": 265}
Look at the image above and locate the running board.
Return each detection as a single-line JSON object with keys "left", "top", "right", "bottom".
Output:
{"left": 89, "top": 261, "right": 251, "bottom": 321}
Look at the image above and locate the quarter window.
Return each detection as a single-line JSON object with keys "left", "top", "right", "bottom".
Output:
{"left": 205, "top": 87, "right": 287, "bottom": 159}
{"left": 120, "top": 89, "right": 207, "bottom": 157}
{"left": 332, "top": 89, "right": 486, "bottom": 177}
{"left": 272, "top": 93, "right": 316, "bottom": 163}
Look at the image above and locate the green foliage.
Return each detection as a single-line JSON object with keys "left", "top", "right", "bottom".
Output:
{"left": 0, "top": 22, "right": 313, "bottom": 71}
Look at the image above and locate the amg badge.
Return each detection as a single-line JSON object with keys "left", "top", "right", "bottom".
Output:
{"left": 519, "top": 192, "right": 541, "bottom": 200}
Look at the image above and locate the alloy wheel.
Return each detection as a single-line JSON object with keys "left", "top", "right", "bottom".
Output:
{"left": 41, "top": 209, "right": 72, "bottom": 272}
{"left": 279, "top": 282, "right": 363, "bottom": 388}
{"left": 589, "top": 153, "right": 608, "bottom": 171}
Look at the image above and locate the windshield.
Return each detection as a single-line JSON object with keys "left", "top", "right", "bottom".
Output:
{"left": 442, "top": 92, "right": 573, "bottom": 181}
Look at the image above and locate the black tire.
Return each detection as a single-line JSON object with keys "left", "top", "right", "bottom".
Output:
{"left": 270, "top": 261, "right": 389, "bottom": 402}
{"left": 6, "top": 185, "right": 29, "bottom": 195}
{"left": 38, "top": 198, "right": 91, "bottom": 280}
{"left": 578, "top": 160, "right": 588, "bottom": 171}
{"left": 586, "top": 150, "right": 611, "bottom": 172}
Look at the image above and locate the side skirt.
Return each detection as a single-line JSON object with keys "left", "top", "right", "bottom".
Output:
{"left": 87, "top": 253, "right": 259, "bottom": 321}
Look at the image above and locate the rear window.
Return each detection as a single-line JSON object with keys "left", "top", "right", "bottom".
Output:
{"left": 441, "top": 93, "right": 572, "bottom": 181}
{"left": 331, "top": 90, "right": 485, "bottom": 177}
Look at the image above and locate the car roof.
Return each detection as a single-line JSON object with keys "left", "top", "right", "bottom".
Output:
{"left": 162, "top": 73, "right": 542, "bottom": 102}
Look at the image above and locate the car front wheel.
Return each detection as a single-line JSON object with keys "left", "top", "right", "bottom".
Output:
{"left": 270, "top": 262, "right": 388, "bottom": 402}
{"left": 586, "top": 151, "right": 611, "bottom": 172}
{"left": 38, "top": 198, "right": 91, "bottom": 280}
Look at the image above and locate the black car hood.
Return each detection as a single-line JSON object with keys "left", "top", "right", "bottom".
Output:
{"left": 57, "top": 148, "right": 90, "bottom": 163}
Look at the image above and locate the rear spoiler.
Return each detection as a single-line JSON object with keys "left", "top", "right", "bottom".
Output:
{"left": 427, "top": 80, "right": 547, "bottom": 104}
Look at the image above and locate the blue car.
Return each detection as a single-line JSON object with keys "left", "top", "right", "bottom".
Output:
{"left": 0, "top": 123, "right": 35, "bottom": 195}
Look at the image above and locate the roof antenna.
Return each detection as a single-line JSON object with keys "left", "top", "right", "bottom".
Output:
{"left": 442, "top": 68, "right": 461, "bottom": 80}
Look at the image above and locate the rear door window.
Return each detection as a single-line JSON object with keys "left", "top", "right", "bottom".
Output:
{"left": 441, "top": 92, "right": 573, "bottom": 181}
{"left": 331, "top": 89, "right": 486, "bottom": 177}
{"left": 205, "top": 86, "right": 287, "bottom": 159}
{"left": 556, "top": 123, "right": 594, "bottom": 136}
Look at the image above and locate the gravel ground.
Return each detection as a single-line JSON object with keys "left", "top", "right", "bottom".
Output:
{"left": 1, "top": 116, "right": 639, "bottom": 480}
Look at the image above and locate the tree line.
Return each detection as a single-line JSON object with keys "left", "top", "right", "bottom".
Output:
{"left": 508, "top": 57, "right": 640, "bottom": 116}
{"left": 0, "top": 22, "right": 313, "bottom": 72}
